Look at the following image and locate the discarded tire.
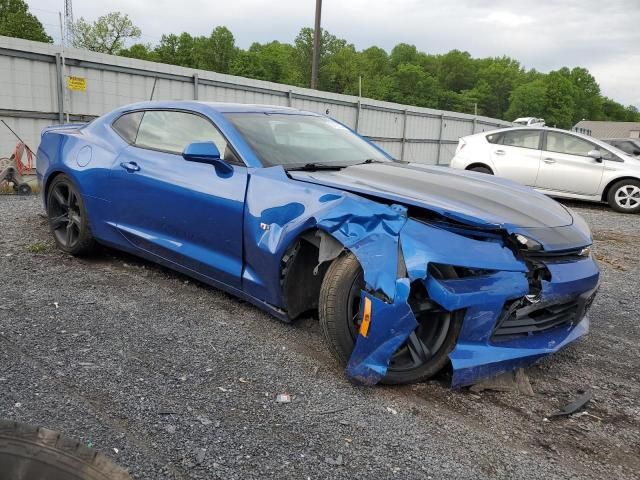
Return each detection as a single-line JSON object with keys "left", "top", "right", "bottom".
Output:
{"left": 16, "top": 183, "right": 32, "bottom": 195}
{"left": 0, "top": 420, "right": 130, "bottom": 480}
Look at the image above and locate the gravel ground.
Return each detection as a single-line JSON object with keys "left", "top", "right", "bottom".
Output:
{"left": 0, "top": 195, "right": 639, "bottom": 479}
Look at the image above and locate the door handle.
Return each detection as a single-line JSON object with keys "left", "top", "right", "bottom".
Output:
{"left": 120, "top": 161, "right": 140, "bottom": 173}
{"left": 494, "top": 150, "right": 506, "bottom": 155}
{"left": 543, "top": 158, "right": 556, "bottom": 164}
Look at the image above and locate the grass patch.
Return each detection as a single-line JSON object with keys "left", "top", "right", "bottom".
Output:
{"left": 28, "top": 241, "right": 49, "bottom": 254}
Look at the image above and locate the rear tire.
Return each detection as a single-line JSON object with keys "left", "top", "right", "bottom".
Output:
{"left": 607, "top": 179, "right": 640, "bottom": 213}
{"left": 318, "top": 252, "right": 463, "bottom": 384}
{"left": 468, "top": 166, "right": 493, "bottom": 175}
{"left": 46, "top": 174, "right": 96, "bottom": 255}
{"left": 0, "top": 420, "right": 129, "bottom": 480}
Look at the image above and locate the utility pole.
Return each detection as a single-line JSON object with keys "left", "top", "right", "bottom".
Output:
{"left": 310, "top": 0, "right": 322, "bottom": 89}
{"left": 64, "top": 0, "right": 74, "bottom": 46}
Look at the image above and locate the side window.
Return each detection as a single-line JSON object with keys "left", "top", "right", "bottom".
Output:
{"left": 616, "top": 141, "right": 636, "bottom": 155}
{"left": 135, "top": 110, "right": 228, "bottom": 159}
{"left": 486, "top": 133, "right": 502, "bottom": 144}
{"left": 499, "top": 130, "right": 541, "bottom": 149}
{"left": 545, "top": 132, "right": 594, "bottom": 157}
{"left": 112, "top": 111, "right": 144, "bottom": 143}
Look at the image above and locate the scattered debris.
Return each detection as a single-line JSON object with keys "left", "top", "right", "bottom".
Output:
{"left": 275, "top": 393, "right": 291, "bottom": 403}
{"left": 14, "top": 402, "right": 21, "bottom": 408}
{"left": 165, "top": 425, "right": 176, "bottom": 434}
{"left": 53, "top": 302, "right": 59, "bottom": 309}
{"left": 386, "top": 407, "right": 398, "bottom": 415}
{"left": 572, "top": 411, "right": 602, "bottom": 421}
{"left": 324, "top": 454, "right": 343, "bottom": 466}
{"left": 218, "top": 386, "right": 231, "bottom": 393}
{"left": 550, "top": 390, "right": 593, "bottom": 418}
{"left": 469, "top": 368, "right": 533, "bottom": 396}
{"left": 195, "top": 448, "right": 206, "bottom": 464}
{"left": 113, "top": 448, "right": 119, "bottom": 454}
{"left": 238, "top": 377, "right": 249, "bottom": 383}
{"left": 197, "top": 415, "right": 212, "bottom": 426}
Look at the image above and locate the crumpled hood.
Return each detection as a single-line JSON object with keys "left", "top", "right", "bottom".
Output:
{"left": 289, "top": 162, "right": 574, "bottom": 229}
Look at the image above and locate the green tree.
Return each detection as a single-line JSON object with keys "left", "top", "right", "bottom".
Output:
{"left": 73, "top": 12, "right": 141, "bottom": 54}
{"left": 389, "top": 63, "right": 440, "bottom": 107}
{"left": 358, "top": 46, "right": 393, "bottom": 100}
{"left": 154, "top": 32, "right": 196, "bottom": 67}
{"left": 231, "top": 41, "right": 302, "bottom": 85}
{"left": 437, "top": 49, "right": 476, "bottom": 93}
{"left": 544, "top": 71, "right": 576, "bottom": 128}
{"left": 389, "top": 43, "right": 418, "bottom": 68}
{"left": 0, "top": 0, "right": 51, "bottom": 42}
{"left": 119, "top": 43, "right": 156, "bottom": 61}
{"left": 193, "top": 26, "right": 238, "bottom": 73}
{"left": 294, "top": 27, "right": 349, "bottom": 88}
{"left": 475, "top": 56, "right": 523, "bottom": 118}
{"left": 505, "top": 79, "right": 548, "bottom": 120}
{"left": 322, "top": 45, "right": 362, "bottom": 95}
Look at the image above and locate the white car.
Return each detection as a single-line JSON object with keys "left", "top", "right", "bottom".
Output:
{"left": 450, "top": 127, "right": 640, "bottom": 213}
{"left": 513, "top": 117, "right": 545, "bottom": 127}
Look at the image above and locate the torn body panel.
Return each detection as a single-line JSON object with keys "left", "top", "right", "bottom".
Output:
{"left": 345, "top": 279, "right": 416, "bottom": 385}
{"left": 244, "top": 167, "right": 600, "bottom": 387}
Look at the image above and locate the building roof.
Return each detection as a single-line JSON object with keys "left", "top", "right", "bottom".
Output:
{"left": 572, "top": 121, "right": 640, "bottom": 139}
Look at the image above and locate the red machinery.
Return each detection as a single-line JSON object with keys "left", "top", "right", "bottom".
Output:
{"left": 0, "top": 141, "right": 34, "bottom": 195}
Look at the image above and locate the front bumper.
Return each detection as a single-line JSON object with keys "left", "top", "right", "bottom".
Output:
{"left": 344, "top": 215, "right": 600, "bottom": 387}
{"left": 449, "top": 284, "right": 598, "bottom": 387}
{"left": 430, "top": 256, "right": 600, "bottom": 387}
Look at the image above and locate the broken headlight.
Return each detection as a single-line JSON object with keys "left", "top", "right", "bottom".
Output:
{"left": 513, "top": 234, "right": 542, "bottom": 251}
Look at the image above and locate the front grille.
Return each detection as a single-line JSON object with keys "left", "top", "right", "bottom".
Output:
{"left": 492, "top": 299, "right": 579, "bottom": 340}
{"left": 521, "top": 248, "right": 587, "bottom": 263}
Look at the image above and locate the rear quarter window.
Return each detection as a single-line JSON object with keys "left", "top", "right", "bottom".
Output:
{"left": 112, "top": 112, "right": 144, "bottom": 143}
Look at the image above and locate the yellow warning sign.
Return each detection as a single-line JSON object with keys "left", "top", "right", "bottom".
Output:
{"left": 67, "top": 76, "right": 87, "bottom": 91}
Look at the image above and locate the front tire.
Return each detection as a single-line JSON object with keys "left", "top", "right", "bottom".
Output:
{"left": 319, "top": 253, "right": 463, "bottom": 384}
{"left": 607, "top": 179, "right": 640, "bottom": 213}
{"left": 46, "top": 174, "right": 96, "bottom": 255}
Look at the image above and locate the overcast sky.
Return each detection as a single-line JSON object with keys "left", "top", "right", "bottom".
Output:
{"left": 27, "top": 0, "right": 640, "bottom": 108}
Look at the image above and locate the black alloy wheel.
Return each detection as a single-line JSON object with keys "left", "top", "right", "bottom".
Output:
{"left": 46, "top": 175, "right": 95, "bottom": 255}
{"left": 319, "top": 253, "right": 464, "bottom": 385}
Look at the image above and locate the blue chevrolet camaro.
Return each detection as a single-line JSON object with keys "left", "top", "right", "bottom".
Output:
{"left": 36, "top": 101, "right": 600, "bottom": 387}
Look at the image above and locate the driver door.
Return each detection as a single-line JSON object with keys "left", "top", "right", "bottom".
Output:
{"left": 109, "top": 109, "right": 247, "bottom": 288}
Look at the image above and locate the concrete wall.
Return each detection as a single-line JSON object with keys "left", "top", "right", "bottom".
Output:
{"left": 0, "top": 36, "right": 513, "bottom": 163}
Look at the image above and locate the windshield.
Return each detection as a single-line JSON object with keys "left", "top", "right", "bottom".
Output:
{"left": 224, "top": 113, "right": 391, "bottom": 168}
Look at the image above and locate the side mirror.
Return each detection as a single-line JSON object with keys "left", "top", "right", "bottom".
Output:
{"left": 182, "top": 142, "right": 233, "bottom": 175}
{"left": 587, "top": 149, "right": 603, "bottom": 163}
{"left": 633, "top": 149, "right": 640, "bottom": 156}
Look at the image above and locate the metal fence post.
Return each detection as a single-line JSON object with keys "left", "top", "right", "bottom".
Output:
{"left": 193, "top": 73, "right": 199, "bottom": 100}
{"left": 355, "top": 100, "right": 361, "bottom": 133}
{"left": 472, "top": 117, "right": 477, "bottom": 134}
{"left": 436, "top": 113, "right": 445, "bottom": 165}
{"left": 55, "top": 53, "right": 64, "bottom": 124}
{"left": 287, "top": 90, "right": 293, "bottom": 107}
{"left": 400, "top": 109, "right": 408, "bottom": 161}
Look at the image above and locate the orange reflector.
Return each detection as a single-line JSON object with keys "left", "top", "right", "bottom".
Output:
{"left": 359, "top": 297, "right": 372, "bottom": 337}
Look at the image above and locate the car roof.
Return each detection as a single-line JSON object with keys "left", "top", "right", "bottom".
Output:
{"left": 469, "top": 126, "right": 598, "bottom": 141}
{"left": 116, "top": 100, "right": 312, "bottom": 115}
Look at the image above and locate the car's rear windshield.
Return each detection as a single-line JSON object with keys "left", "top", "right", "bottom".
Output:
{"left": 224, "top": 113, "right": 390, "bottom": 168}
